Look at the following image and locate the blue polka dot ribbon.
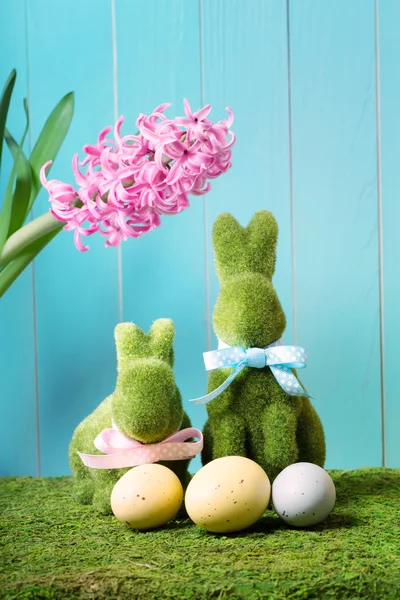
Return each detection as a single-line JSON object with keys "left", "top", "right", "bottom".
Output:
{"left": 189, "top": 339, "right": 310, "bottom": 405}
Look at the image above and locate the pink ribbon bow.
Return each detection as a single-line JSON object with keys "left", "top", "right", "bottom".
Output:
{"left": 78, "top": 427, "right": 203, "bottom": 469}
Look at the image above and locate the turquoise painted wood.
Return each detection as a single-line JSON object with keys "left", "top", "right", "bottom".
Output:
{"left": 0, "top": 1, "right": 38, "bottom": 476}
{"left": 379, "top": 0, "right": 400, "bottom": 468}
{"left": 26, "top": 0, "right": 119, "bottom": 476}
{"left": 1, "top": 0, "right": 400, "bottom": 476}
{"left": 290, "top": 0, "right": 382, "bottom": 469}
{"left": 201, "top": 0, "right": 293, "bottom": 348}
{"left": 115, "top": 0, "right": 207, "bottom": 472}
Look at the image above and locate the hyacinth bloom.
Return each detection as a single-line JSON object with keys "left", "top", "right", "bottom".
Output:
{"left": 40, "top": 100, "right": 235, "bottom": 251}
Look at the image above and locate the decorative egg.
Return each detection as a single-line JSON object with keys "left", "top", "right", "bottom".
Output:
{"left": 185, "top": 456, "right": 271, "bottom": 533}
{"left": 111, "top": 464, "right": 183, "bottom": 529}
{"left": 272, "top": 462, "right": 336, "bottom": 527}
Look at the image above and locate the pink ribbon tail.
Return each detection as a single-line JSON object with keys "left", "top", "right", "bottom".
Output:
{"left": 78, "top": 427, "right": 203, "bottom": 469}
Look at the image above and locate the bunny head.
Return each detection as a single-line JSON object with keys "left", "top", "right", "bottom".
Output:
{"left": 111, "top": 319, "right": 183, "bottom": 443}
{"left": 212, "top": 211, "right": 286, "bottom": 348}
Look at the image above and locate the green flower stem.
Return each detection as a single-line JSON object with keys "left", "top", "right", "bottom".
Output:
{"left": 0, "top": 212, "right": 63, "bottom": 267}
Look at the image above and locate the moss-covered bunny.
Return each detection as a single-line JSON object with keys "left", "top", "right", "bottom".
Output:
{"left": 201, "top": 211, "right": 326, "bottom": 480}
{"left": 69, "top": 319, "right": 192, "bottom": 514}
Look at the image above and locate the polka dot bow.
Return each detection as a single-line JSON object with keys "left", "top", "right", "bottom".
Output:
{"left": 189, "top": 340, "right": 310, "bottom": 405}
{"left": 78, "top": 427, "right": 203, "bottom": 469}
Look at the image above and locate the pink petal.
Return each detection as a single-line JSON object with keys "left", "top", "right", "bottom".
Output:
{"left": 183, "top": 98, "right": 193, "bottom": 119}
{"left": 224, "top": 107, "right": 234, "bottom": 128}
{"left": 194, "top": 104, "right": 212, "bottom": 121}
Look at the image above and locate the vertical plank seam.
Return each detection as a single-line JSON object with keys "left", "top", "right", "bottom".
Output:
{"left": 374, "top": 0, "right": 386, "bottom": 468}
{"left": 111, "top": 0, "right": 123, "bottom": 322}
{"left": 31, "top": 262, "right": 41, "bottom": 476}
{"left": 286, "top": 0, "right": 297, "bottom": 345}
{"left": 199, "top": 0, "right": 211, "bottom": 351}
{"left": 24, "top": 0, "right": 41, "bottom": 478}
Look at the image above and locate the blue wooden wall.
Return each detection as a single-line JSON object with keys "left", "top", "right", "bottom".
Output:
{"left": 1, "top": 0, "right": 398, "bottom": 477}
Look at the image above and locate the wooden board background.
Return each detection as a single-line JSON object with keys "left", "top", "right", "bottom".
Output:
{"left": 1, "top": 0, "right": 397, "bottom": 476}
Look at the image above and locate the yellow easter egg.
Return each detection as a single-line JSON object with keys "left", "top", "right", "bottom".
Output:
{"left": 111, "top": 463, "right": 183, "bottom": 529}
{"left": 185, "top": 456, "right": 271, "bottom": 533}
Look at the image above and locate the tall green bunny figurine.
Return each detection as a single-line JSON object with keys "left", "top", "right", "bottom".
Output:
{"left": 200, "top": 211, "right": 326, "bottom": 480}
{"left": 69, "top": 319, "right": 194, "bottom": 514}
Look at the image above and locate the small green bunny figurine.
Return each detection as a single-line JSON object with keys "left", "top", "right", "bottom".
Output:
{"left": 69, "top": 319, "right": 192, "bottom": 514}
{"left": 201, "top": 211, "right": 326, "bottom": 480}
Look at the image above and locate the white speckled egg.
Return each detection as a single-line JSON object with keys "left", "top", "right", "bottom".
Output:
{"left": 111, "top": 464, "right": 183, "bottom": 530}
{"left": 185, "top": 456, "right": 271, "bottom": 533}
{"left": 272, "top": 462, "right": 336, "bottom": 527}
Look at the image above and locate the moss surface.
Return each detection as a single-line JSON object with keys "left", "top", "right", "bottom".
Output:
{"left": 1, "top": 469, "right": 399, "bottom": 599}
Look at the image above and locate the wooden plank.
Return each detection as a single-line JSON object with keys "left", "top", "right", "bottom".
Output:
{"left": 26, "top": 0, "right": 119, "bottom": 476}
{"left": 115, "top": 0, "right": 206, "bottom": 471}
{"left": 0, "top": 0, "right": 38, "bottom": 476}
{"left": 378, "top": 0, "right": 400, "bottom": 468}
{"left": 201, "top": 0, "right": 293, "bottom": 348}
{"left": 290, "top": 0, "right": 382, "bottom": 468}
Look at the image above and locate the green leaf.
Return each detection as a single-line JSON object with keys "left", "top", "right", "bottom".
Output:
{"left": 0, "top": 225, "right": 62, "bottom": 297}
{"left": 6, "top": 98, "right": 30, "bottom": 152}
{"left": 28, "top": 91, "right": 74, "bottom": 213}
{"left": 0, "top": 164, "right": 18, "bottom": 253}
{"left": 9, "top": 148, "right": 32, "bottom": 237}
{"left": 0, "top": 69, "right": 16, "bottom": 177}
{"left": 4, "top": 100, "right": 32, "bottom": 235}
{"left": 6, "top": 98, "right": 30, "bottom": 153}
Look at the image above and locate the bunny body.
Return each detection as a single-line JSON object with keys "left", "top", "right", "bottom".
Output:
{"left": 69, "top": 319, "right": 191, "bottom": 514}
{"left": 201, "top": 212, "right": 325, "bottom": 480}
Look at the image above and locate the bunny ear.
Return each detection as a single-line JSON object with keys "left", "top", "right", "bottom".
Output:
{"left": 245, "top": 211, "right": 278, "bottom": 279}
{"left": 114, "top": 322, "right": 148, "bottom": 371}
{"left": 149, "top": 318, "right": 175, "bottom": 365}
{"left": 212, "top": 212, "right": 246, "bottom": 280}
{"left": 212, "top": 211, "right": 279, "bottom": 280}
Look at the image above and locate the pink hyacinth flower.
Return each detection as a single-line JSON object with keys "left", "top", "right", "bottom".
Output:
{"left": 40, "top": 100, "right": 235, "bottom": 251}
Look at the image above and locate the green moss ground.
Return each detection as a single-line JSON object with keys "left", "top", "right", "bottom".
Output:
{"left": 1, "top": 469, "right": 399, "bottom": 599}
